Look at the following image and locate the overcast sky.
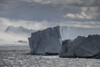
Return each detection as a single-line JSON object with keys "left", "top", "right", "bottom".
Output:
{"left": 0, "top": 0, "right": 100, "bottom": 30}
{"left": 0, "top": 0, "right": 100, "bottom": 45}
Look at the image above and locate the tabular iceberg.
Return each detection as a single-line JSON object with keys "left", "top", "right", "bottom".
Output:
{"left": 59, "top": 36, "right": 86, "bottom": 58}
{"left": 29, "top": 26, "right": 100, "bottom": 56}
{"left": 28, "top": 26, "right": 61, "bottom": 55}
{"left": 75, "top": 35, "right": 100, "bottom": 58}
{"left": 59, "top": 35, "right": 100, "bottom": 58}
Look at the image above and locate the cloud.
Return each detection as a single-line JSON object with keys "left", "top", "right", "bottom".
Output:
{"left": 60, "top": 21, "right": 100, "bottom": 28}
{"left": 0, "top": 17, "right": 50, "bottom": 45}
{"left": 22, "top": 0, "right": 100, "bottom": 7}
{"left": 63, "top": 12, "right": 92, "bottom": 19}
{"left": 0, "top": 0, "right": 100, "bottom": 45}
{"left": 0, "top": 32, "right": 27, "bottom": 45}
{"left": 0, "top": 17, "right": 51, "bottom": 31}
{"left": 0, "top": 17, "right": 100, "bottom": 45}
{"left": 25, "top": 0, "right": 96, "bottom": 5}
{"left": 0, "top": 17, "right": 100, "bottom": 31}
{"left": 1, "top": 0, "right": 98, "bottom": 6}
{"left": 0, "top": 0, "right": 99, "bottom": 22}
{"left": 0, "top": 17, "right": 59, "bottom": 45}
{"left": 33, "top": 0, "right": 51, "bottom": 4}
{"left": 63, "top": 6, "right": 99, "bottom": 20}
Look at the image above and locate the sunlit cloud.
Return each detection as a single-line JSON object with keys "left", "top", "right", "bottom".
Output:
{"left": 63, "top": 12, "right": 92, "bottom": 19}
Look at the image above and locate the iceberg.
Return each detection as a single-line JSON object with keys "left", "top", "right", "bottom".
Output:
{"left": 29, "top": 26, "right": 100, "bottom": 56}
{"left": 28, "top": 26, "right": 61, "bottom": 55}
{"left": 59, "top": 35, "right": 100, "bottom": 58}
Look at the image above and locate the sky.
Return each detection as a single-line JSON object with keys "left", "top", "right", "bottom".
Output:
{"left": 0, "top": 0, "right": 100, "bottom": 45}
{"left": 0, "top": 0, "right": 100, "bottom": 30}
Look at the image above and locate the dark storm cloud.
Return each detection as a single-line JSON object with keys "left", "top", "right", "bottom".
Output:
{"left": 0, "top": 0, "right": 65, "bottom": 21}
{"left": 27, "top": 0, "right": 100, "bottom": 6}
{"left": 0, "top": 0, "right": 100, "bottom": 22}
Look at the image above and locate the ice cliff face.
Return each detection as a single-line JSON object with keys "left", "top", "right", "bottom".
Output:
{"left": 75, "top": 35, "right": 100, "bottom": 58}
{"left": 28, "top": 26, "right": 61, "bottom": 55}
{"left": 59, "top": 35, "right": 100, "bottom": 58}
{"left": 59, "top": 36, "right": 86, "bottom": 58}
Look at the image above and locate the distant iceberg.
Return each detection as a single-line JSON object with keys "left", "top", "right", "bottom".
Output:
{"left": 5, "top": 25, "right": 35, "bottom": 36}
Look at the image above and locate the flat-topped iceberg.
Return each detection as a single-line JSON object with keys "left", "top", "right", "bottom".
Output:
{"left": 28, "top": 26, "right": 100, "bottom": 55}
{"left": 59, "top": 35, "right": 100, "bottom": 58}
{"left": 28, "top": 26, "right": 61, "bottom": 55}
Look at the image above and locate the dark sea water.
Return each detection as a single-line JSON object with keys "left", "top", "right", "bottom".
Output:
{"left": 0, "top": 45, "right": 30, "bottom": 50}
{"left": 0, "top": 45, "right": 100, "bottom": 67}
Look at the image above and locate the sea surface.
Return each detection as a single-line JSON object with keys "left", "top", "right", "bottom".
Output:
{"left": 0, "top": 46, "right": 100, "bottom": 67}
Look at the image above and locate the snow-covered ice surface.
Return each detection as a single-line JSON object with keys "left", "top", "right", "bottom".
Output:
{"left": 0, "top": 46, "right": 100, "bottom": 67}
